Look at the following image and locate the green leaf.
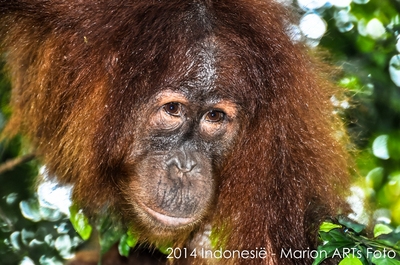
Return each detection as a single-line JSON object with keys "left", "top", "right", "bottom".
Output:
{"left": 118, "top": 230, "right": 139, "bottom": 257}
{"left": 95, "top": 216, "right": 125, "bottom": 255}
{"left": 319, "top": 231, "right": 334, "bottom": 242}
{"left": 374, "top": 224, "right": 394, "bottom": 238}
{"left": 69, "top": 204, "right": 92, "bottom": 240}
{"left": 125, "top": 230, "right": 139, "bottom": 248}
{"left": 338, "top": 76, "right": 363, "bottom": 92}
{"left": 356, "top": 245, "right": 370, "bottom": 264}
{"left": 371, "top": 254, "right": 400, "bottom": 265}
{"left": 99, "top": 226, "right": 124, "bottom": 255}
{"left": 329, "top": 229, "right": 354, "bottom": 244}
{"left": 338, "top": 216, "right": 366, "bottom": 234}
{"left": 312, "top": 246, "right": 335, "bottom": 265}
{"left": 339, "top": 254, "right": 363, "bottom": 265}
{"left": 366, "top": 167, "right": 385, "bottom": 190}
{"left": 158, "top": 242, "right": 173, "bottom": 255}
{"left": 320, "top": 222, "right": 343, "bottom": 233}
{"left": 376, "top": 232, "right": 400, "bottom": 248}
{"left": 118, "top": 235, "right": 131, "bottom": 257}
{"left": 118, "top": 234, "right": 131, "bottom": 257}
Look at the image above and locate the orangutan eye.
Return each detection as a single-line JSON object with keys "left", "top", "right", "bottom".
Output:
{"left": 163, "top": 102, "right": 182, "bottom": 116}
{"left": 204, "top": 110, "right": 225, "bottom": 122}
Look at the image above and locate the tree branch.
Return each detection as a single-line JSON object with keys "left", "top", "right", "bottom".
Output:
{"left": 0, "top": 153, "right": 35, "bottom": 175}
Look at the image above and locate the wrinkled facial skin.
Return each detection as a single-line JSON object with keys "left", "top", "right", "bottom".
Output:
{"left": 127, "top": 90, "right": 240, "bottom": 234}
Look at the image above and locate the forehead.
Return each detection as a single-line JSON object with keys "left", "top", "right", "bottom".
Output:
{"left": 161, "top": 38, "right": 247, "bottom": 105}
{"left": 111, "top": 1, "right": 256, "bottom": 107}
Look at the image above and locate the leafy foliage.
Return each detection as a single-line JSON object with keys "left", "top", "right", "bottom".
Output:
{"left": 314, "top": 217, "right": 400, "bottom": 265}
{"left": 69, "top": 204, "right": 92, "bottom": 241}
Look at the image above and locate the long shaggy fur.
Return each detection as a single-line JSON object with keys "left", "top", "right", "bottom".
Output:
{"left": 0, "top": 0, "right": 349, "bottom": 264}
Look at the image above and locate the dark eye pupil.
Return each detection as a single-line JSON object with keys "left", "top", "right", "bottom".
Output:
{"left": 207, "top": 110, "right": 223, "bottom": 122}
{"left": 164, "top": 102, "right": 180, "bottom": 116}
{"left": 168, "top": 104, "right": 176, "bottom": 111}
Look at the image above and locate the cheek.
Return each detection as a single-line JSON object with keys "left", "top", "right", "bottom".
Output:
{"left": 126, "top": 152, "right": 215, "bottom": 227}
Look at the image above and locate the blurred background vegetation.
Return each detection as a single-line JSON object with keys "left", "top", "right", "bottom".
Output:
{"left": 0, "top": 0, "right": 400, "bottom": 264}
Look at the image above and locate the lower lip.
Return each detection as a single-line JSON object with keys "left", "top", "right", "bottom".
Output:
{"left": 141, "top": 204, "right": 196, "bottom": 227}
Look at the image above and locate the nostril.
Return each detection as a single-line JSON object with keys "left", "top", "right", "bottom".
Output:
{"left": 166, "top": 151, "right": 197, "bottom": 173}
{"left": 180, "top": 160, "right": 197, "bottom": 173}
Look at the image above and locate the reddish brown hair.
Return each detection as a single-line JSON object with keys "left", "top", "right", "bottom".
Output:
{"left": 1, "top": 0, "right": 349, "bottom": 264}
